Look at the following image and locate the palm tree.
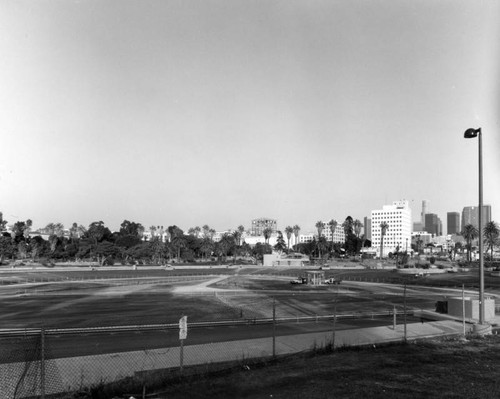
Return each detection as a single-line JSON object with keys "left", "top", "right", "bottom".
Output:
{"left": 69, "top": 222, "right": 79, "bottom": 240}
{"left": 483, "top": 221, "right": 499, "bottom": 262}
{"left": 263, "top": 228, "right": 273, "bottom": 244}
{"left": 328, "top": 219, "right": 338, "bottom": 253}
{"left": 315, "top": 221, "right": 325, "bottom": 237}
{"left": 284, "top": 226, "right": 293, "bottom": 251}
{"left": 293, "top": 225, "right": 301, "bottom": 251}
{"left": 237, "top": 225, "right": 245, "bottom": 246}
{"left": 209, "top": 228, "right": 216, "bottom": 240}
{"left": 379, "top": 222, "right": 389, "bottom": 259}
{"left": 353, "top": 219, "right": 363, "bottom": 238}
{"left": 315, "top": 221, "right": 325, "bottom": 258}
{"left": 461, "top": 224, "right": 479, "bottom": 263}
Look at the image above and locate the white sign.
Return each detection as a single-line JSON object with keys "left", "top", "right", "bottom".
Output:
{"left": 179, "top": 315, "right": 188, "bottom": 340}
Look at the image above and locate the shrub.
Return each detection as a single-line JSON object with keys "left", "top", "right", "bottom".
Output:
{"left": 429, "top": 256, "right": 436, "bottom": 265}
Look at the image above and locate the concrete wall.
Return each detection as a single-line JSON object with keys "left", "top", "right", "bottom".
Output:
{"left": 447, "top": 297, "right": 495, "bottom": 322}
{"left": 263, "top": 254, "right": 280, "bottom": 267}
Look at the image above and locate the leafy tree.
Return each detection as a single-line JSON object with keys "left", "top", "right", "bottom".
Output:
{"left": 215, "top": 234, "right": 235, "bottom": 263}
{"left": 274, "top": 231, "right": 287, "bottom": 255}
{"left": 461, "top": 224, "right": 479, "bottom": 263}
{"left": 119, "top": 220, "right": 144, "bottom": 238}
{"left": 0, "top": 236, "right": 14, "bottom": 263}
{"left": 125, "top": 242, "right": 151, "bottom": 264}
{"left": 168, "top": 226, "right": 186, "bottom": 262}
{"left": 48, "top": 234, "right": 59, "bottom": 254}
{"left": 484, "top": 221, "right": 499, "bottom": 262}
{"left": 149, "top": 236, "right": 164, "bottom": 264}
{"left": 251, "top": 242, "right": 272, "bottom": 262}
{"left": 17, "top": 241, "right": 29, "bottom": 259}
{"left": 30, "top": 235, "right": 47, "bottom": 261}
{"left": 202, "top": 225, "right": 211, "bottom": 239}
{"left": 12, "top": 221, "right": 28, "bottom": 243}
{"left": 94, "top": 241, "right": 119, "bottom": 266}
{"left": 86, "top": 221, "right": 113, "bottom": 243}
{"left": 24, "top": 219, "right": 33, "bottom": 239}
{"left": 81, "top": 221, "right": 113, "bottom": 264}
{"left": 115, "top": 234, "right": 142, "bottom": 249}
{"left": 200, "top": 237, "right": 214, "bottom": 261}
{"left": 0, "top": 212, "right": 7, "bottom": 231}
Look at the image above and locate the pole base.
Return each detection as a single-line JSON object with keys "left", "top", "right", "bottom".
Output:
{"left": 472, "top": 323, "right": 492, "bottom": 335}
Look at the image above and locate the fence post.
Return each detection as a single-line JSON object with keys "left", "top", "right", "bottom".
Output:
{"left": 332, "top": 303, "right": 337, "bottom": 350}
{"left": 272, "top": 297, "right": 276, "bottom": 358}
{"left": 40, "top": 326, "right": 46, "bottom": 399}
{"left": 393, "top": 305, "right": 396, "bottom": 330}
{"left": 403, "top": 283, "right": 407, "bottom": 342}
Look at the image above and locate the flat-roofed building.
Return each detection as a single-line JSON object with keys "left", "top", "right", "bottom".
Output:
{"left": 251, "top": 218, "right": 277, "bottom": 236}
{"left": 371, "top": 200, "right": 412, "bottom": 257}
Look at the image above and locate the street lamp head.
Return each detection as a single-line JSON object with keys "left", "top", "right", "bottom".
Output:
{"left": 464, "top": 127, "right": 481, "bottom": 138}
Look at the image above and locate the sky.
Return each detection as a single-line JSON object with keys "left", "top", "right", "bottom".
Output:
{"left": 0, "top": 0, "right": 499, "bottom": 234}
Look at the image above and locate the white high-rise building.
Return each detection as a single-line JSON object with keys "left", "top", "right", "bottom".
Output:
{"left": 371, "top": 200, "right": 413, "bottom": 257}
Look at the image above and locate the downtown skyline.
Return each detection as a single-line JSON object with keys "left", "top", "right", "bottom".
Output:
{"left": 1, "top": 1, "right": 499, "bottom": 234}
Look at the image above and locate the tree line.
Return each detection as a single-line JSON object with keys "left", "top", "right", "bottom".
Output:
{"left": 0, "top": 215, "right": 372, "bottom": 266}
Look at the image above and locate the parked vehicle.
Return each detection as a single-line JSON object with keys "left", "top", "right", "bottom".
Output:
{"left": 290, "top": 277, "right": 308, "bottom": 285}
{"left": 324, "top": 277, "right": 341, "bottom": 285}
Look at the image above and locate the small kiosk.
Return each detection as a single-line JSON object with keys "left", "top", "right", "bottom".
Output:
{"left": 305, "top": 270, "right": 325, "bottom": 286}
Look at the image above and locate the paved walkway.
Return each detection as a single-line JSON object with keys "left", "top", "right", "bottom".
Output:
{"left": 1, "top": 320, "right": 466, "bottom": 398}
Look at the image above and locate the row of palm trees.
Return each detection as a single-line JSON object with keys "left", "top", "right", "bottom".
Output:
{"left": 461, "top": 221, "right": 500, "bottom": 262}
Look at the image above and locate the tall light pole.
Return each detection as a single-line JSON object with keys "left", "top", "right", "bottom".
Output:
{"left": 464, "top": 127, "right": 484, "bottom": 324}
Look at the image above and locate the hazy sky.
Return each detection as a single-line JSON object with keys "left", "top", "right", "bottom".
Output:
{"left": 1, "top": 0, "right": 499, "bottom": 234}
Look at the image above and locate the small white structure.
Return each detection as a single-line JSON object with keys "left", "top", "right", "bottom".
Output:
{"left": 263, "top": 253, "right": 280, "bottom": 267}
{"left": 263, "top": 253, "right": 310, "bottom": 267}
{"left": 447, "top": 296, "right": 496, "bottom": 322}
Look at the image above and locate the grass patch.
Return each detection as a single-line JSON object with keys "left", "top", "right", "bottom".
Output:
{"left": 65, "top": 335, "right": 500, "bottom": 398}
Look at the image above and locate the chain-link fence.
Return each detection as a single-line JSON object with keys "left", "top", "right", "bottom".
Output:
{"left": 2, "top": 310, "right": 414, "bottom": 398}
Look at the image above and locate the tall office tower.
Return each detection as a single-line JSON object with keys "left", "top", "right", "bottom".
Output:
{"left": 424, "top": 213, "right": 439, "bottom": 236}
{"left": 462, "top": 205, "right": 492, "bottom": 230}
{"left": 363, "top": 217, "right": 372, "bottom": 240}
{"left": 251, "top": 218, "right": 277, "bottom": 236}
{"left": 438, "top": 218, "right": 443, "bottom": 236}
{"left": 421, "top": 200, "right": 429, "bottom": 225}
{"left": 447, "top": 212, "right": 460, "bottom": 235}
{"left": 371, "top": 200, "right": 412, "bottom": 257}
{"left": 413, "top": 222, "right": 423, "bottom": 232}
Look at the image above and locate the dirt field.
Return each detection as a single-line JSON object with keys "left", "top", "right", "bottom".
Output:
{"left": 0, "top": 267, "right": 484, "bottom": 329}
